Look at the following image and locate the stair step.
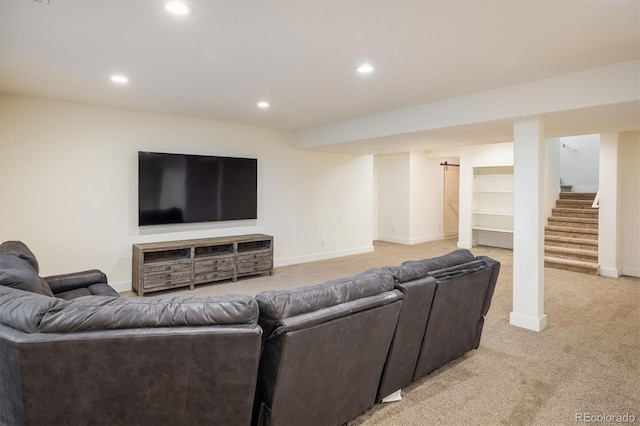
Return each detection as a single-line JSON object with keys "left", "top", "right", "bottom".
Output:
{"left": 545, "top": 226, "right": 598, "bottom": 239}
{"left": 556, "top": 199, "right": 596, "bottom": 209}
{"left": 559, "top": 192, "right": 597, "bottom": 201}
{"left": 547, "top": 217, "right": 598, "bottom": 229}
{"left": 551, "top": 208, "right": 599, "bottom": 219}
{"left": 545, "top": 193, "right": 600, "bottom": 274}
{"left": 545, "top": 256, "right": 599, "bottom": 275}
{"left": 544, "top": 246, "right": 598, "bottom": 261}
{"left": 545, "top": 235, "right": 598, "bottom": 251}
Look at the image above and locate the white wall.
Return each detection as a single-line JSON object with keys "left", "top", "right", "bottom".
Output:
{"left": 375, "top": 153, "right": 410, "bottom": 243}
{"left": 409, "top": 152, "right": 447, "bottom": 243}
{"left": 559, "top": 134, "right": 600, "bottom": 193}
{"left": 375, "top": 151, "right": 447, "bottom": 244}
{"left": 619, "top": 131, "right": 640, "bottom": 277}
{"left": 0, "top": 94, "right": 374, "bottom": 290}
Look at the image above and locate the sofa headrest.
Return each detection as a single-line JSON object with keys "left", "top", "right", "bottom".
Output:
{"left": 0, "top": 252, "right": 54, "bottom": 297}
{"left": 427, "top": 259, "right": 490, "bottom": 280}
{"left": 0, "top": 241, "right": 40, "bottom": 272}
{"left": 38, "top": 294, "right": 259, "bottom": 333}
{"left": 400, "top": 249, "right": 476, "bottom": 277}
{"left": 256, "top": 268, "right": 395, "bottom": 321}
{"left": 0, "top": 286, "right": 60, "bottom": 333}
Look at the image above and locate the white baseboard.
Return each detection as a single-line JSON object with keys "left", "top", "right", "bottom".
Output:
{"left": 376, "top": 234, "right": 444, "bottom": 245}
{"left": 457, "top": 241, "right": 472, "bottom": 249}
{"left": 622, "top": 267, "right": 640, "bottom": 278}
{"left": 509, "top": 311, "right": 547, "bottom": 332}
{"left": 599, "top": 267, "right": 621, "bottom": 278}
{"left": 275, "top": 245, "right": 374, "bottom": 268}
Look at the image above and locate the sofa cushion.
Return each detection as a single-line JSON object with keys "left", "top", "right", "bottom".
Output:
{"left": 0, "top": 286, "right": 60, "bottom": 333}
{"left": 384, "top": 264, "right": 426, "bottom": 283}
{"left": 0, "top": 253, "right": 54, "bottom": 297}
{"left": 39, "top": 294, "right": 259, "bottom": 333}
{"left": 256, "top": 268, "right": 395, "bottom": 321}
{"left": 401, "top": 249, "right": 475, "bottom": 276}
{"left": 54, "top": 283, "right": 119, "bottom": 300}
{"left": 0, "top": 240, "right": 40, "bottom": 272}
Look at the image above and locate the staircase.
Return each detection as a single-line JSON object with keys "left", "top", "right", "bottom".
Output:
{"left": 544, "top": 192, "right": 599, "bottom": 274}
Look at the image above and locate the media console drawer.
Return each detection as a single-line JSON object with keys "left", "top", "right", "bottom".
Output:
{"left": 237, "top": 252, "right": 272, "bottom": 274}
{"left": 132, "top": 234, "right": 273, "bottom": 296}
{"left": 143, "top": 270, "right": 191, "bottom": 289}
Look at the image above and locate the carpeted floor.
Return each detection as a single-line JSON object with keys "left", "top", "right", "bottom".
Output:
{"left": 134, "top": 239, "right": 640, "bottom": 425}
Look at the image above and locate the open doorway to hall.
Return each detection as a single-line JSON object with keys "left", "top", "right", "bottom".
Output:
{"left": 442, "top": 160, "right": 460, "bottom": 238}
{"left": 545, "top": 134, "right": 600, "bottom": 274}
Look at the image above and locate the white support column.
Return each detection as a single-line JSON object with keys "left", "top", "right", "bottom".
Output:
{"left": 510, "top": 118, "right": 547, "bottom": 332}
{"left": 598, "top": 133, "right": 621, "bottom": 277}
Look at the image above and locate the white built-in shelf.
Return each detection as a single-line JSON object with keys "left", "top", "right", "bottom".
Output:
{"left": 472, "top": 166, "right": 514, "bottom": 249}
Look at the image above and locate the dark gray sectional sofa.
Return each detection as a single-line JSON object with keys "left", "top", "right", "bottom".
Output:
{"left": 0, "top": 240, "right": 499, "bottom": 426}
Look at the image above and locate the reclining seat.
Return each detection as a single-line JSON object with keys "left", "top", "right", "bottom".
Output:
{"left": 376, "top": 249, "right": 500, "bottom": 401}
{"left": 254, "top": 269, "right": 403, "bottom": 426}
{"left": 411, "top": 254, "right": 500, "bottom": 380}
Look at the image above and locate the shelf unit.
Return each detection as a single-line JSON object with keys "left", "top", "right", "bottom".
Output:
{"left": 472, "top": 166, "right": 514, "bottom": 249}
{"left": 132, "top": 234, "right": 273, "bottom": 296}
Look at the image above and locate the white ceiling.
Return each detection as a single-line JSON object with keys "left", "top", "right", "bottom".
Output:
{"left": 1, "top": 0, "right": 638, "bottom": 152}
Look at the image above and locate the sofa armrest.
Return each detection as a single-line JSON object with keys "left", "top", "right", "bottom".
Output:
{"left": 43, "top": 269, "right": 107, "bottom": 295}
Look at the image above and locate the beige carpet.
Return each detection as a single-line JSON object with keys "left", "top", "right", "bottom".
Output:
{"left": 133, "top": 239, "right": 640, "bottom": 425}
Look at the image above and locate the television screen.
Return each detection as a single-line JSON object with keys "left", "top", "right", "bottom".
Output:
{"left": 138, "top": 151, "right": 257, "bottom": 226}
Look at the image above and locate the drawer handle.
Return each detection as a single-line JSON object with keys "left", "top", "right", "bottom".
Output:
{"left": 165, "top": 266, "right": 171, "bottom": 270}
{"left": 165, "top": 281, "right": 172, "bottom": 285}
{"left": 165, "top": 274, "right": 171, "bottom": 278}
{"left": 253, "top": 254, "right": 257, "bottom": 258}
{"left": 213, "top": 267, "right": 218, "bottom": 271}
{"left": 214, "top": 273, "right": 218, "bottom": 278}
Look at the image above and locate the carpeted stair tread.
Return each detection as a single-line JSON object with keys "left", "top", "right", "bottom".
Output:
{"left": 551, "top": 208, "right": 599, "bottom": 219}
{"left": 545, "top": 235, "right": 598, "bottom": 246}
{"left": 544, "top": 246, "right": 598, "bottom": 261}
{"left": 544, "top": 256, "right": 599, "bottom": 274}
{"left": 547, "top": 217, "right": 598, "bottom": 229}
{"left": 556, "top": 199, "right": 595, "bottom": 209}
{"left": 545, "top": 191, "right": 599, "bottom": 274}
{"left": 558, "top": 192, "right": 597, "bottom": 200}
{"left": 545, "top": 225, "right": 598, "bottom": 235}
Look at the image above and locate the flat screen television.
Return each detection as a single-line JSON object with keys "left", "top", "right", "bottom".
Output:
{"left": 138, "top": 151, "right": 257, "bottom": 226}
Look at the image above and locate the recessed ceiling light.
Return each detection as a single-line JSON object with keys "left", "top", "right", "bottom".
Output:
{"left": 110, "top": 74, "right": 129, "bottom": 84}
{"left": 357, "top": 63, "right": 375, "bottom": 74}
{"left": 165, "top": 1, "right": 193, "bottom": 16}
{"left": 257, "top": 101, "right": 270, "bottom": 109}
